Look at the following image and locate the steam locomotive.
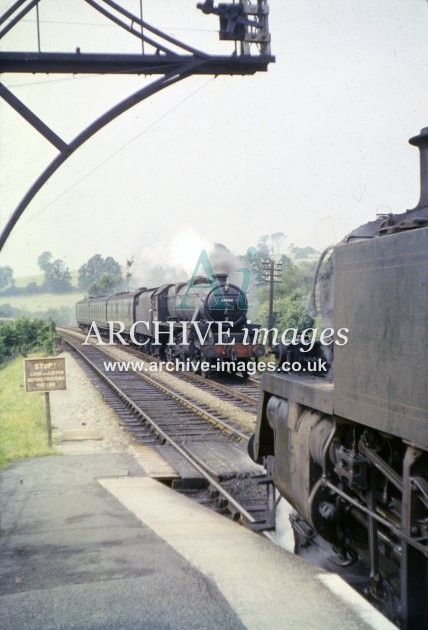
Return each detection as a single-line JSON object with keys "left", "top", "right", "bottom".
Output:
{"left": 250, "top": 127, "right": 428, "bottom": 629}
{"left": 76, "top": 273, "right": 264, "bottom": 376}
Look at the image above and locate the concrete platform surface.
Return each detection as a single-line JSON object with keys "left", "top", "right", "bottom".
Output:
{"left": 0, "top": 455, "right": 242, "bottom": 630}
{"left": 0, "top": 453, "right": 395, "bottom": 629}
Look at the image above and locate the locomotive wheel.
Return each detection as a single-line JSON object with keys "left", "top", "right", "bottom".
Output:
{"left": 247, "top": 434, "right": 256, "bottom": 461}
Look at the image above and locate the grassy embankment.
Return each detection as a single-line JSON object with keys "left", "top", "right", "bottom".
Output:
{"left": 0, "top": 291, "right": 83, "bottom": 312}
{"left": 13, "top": 271, "right": 79, "bottom": 288}
{"left": 0, "top": 271, "right": 82, "bottom": 322}
{"left": 0, "top": 354, "right": 54, "bottom": 469}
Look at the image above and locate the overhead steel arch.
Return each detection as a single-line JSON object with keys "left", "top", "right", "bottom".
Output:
{"left": 0, "top": 0, "right": 273, "bottom": 251}
{"left": 0, "top": 61, "right": 203, "bottom": 251}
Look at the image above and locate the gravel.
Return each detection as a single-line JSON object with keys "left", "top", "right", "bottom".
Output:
{"left": 49, "top": 351, "right": 134, "bottom": 455}
{"left": 83, "top": 340, "right": 257, "bottom": 432}
{"left": 56, "top": 329, "right": 256, "bottom": 447}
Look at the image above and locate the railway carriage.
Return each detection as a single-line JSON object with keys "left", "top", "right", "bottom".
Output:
{"left": 75, "top": 298, "right": 91, "bottom": 330}
{"left": 76, "top": 296, "right": 108, "bottom": 332}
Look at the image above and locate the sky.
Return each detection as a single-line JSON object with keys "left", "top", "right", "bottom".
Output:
{"left": 0, "top": 0, "right": 428, "bottom": 280}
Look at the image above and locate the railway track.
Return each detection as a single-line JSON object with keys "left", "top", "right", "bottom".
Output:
{"left": 58, "top": 335, "right": 389, "bottom": 620}
{"left": 61, "top": 331, "right": 274, "bottom": 532}
{"left": 59, "top": 326, "right": 259, "bottom": 413}
{"left": 177, "top": 371, "right": 258, "bottom": 413}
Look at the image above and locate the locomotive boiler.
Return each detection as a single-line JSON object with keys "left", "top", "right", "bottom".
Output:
{"left": 250, "top": 127, "right": 428, "bottom": 628}
{"left": 76, "top": 273, "right": 264, "bottom": 376}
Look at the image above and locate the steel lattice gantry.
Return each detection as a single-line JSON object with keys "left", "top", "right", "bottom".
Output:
{"left": 0, "top": 0, "right": 274, "bottom": 250}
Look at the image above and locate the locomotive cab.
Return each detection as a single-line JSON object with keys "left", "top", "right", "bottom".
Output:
{"left": 250, "top": 128, "right": 428, "bottom": 629}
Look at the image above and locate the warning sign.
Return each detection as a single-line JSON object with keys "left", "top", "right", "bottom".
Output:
{"left": 24, "top": 357, "right": 66, "bottom": 392}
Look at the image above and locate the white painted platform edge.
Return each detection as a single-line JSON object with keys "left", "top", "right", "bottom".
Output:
{"left": 317, "top": 574, "right": 397, "bottom": 629}
{"left": 99, "top": 476, "right": 396, "bottom": 630}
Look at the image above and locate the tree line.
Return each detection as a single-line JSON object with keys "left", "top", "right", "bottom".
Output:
{"left": 239, "top": 234, "right": 319, "bottom": 331}
{"left": 0, "top": 237, "right": 320, "bottom": 349}
{"left": 0, "top": 252, "right": 124, "bottom": 297}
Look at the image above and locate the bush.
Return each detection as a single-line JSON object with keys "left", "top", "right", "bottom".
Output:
{"left": 0, "top": 318, "right": 55, "bottom": 363}
{"left": 252, "top": 259, "right": 318, "bottom": 332}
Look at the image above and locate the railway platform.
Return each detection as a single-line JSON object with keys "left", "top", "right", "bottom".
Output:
{"left": 0, "top": 452, "right": 395, "bottom": 630}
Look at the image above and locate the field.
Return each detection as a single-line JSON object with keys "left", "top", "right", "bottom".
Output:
{"left": 13, "top": 271, "right": 79, "bottom": 288}
{"left": 0, "top": 355, "right": 55, "bottom": 468}
{"left": 0, "top": 291, "right": 84, "bottom": 313}
{"left": 14, "top": 273, "right": 44, "bottom": 288}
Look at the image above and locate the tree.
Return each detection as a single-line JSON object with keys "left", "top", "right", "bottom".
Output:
{"left": 37, "top": 251, "right": 52, "bottom": 272}
{"left": 78, "top": 254, "right": 103, "bottom": 289}
{"left": 288, "top": 244, "right": 319, "bottom": 260}
{"left": 0, "top": 317, "right": 54, "bottom": 363}
{"left": 249, "top": 237, "right": 318, "bottom": 332}
{"left": 78, "top": 254, "right": 123, "bottom": 294}
{"left": 88, "top": 272, "right": 122, "bottom": 297}
{"left": 0, "top": 266, "right": 14, "bottom": 293}
{"left": 243, "top": 236, "right": 291, "bottom": 288}
{"left": 37, "top": 251, "right": 72, "bottom": 293}
{"left": 45, "top": 259, "right": 72, "bottom": 293}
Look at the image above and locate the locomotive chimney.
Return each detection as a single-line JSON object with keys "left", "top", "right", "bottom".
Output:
{"left": 211, "top": 273, "right": 228, "bottom": 285}
{"left": 409, "top": 126, "right": 428, "bottom": 209}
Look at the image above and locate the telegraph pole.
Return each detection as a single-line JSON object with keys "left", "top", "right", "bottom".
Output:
{"left": 261, "top": 258, "right": 283, "bottom": 348}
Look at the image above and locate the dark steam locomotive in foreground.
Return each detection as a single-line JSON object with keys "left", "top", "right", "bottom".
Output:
{"left": 76, "top": 273, "right": 264, "bottom": 376}
{"left": 250, "top": 128, "right": 428, "bottom": 629}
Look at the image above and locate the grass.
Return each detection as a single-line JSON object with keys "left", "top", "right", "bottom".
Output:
{"left": 0, "top": 291, "right": 84, "bottom": 312}
{"left": 14, "top": 271, "right": 79, "bottom": 288}
{"left": 14, "top": 273, "right": 44, "bottom": 288}
{"left": 0, "top": 354, "right": 55, "bottom": 469}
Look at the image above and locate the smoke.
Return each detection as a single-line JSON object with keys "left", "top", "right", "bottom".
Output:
{"left": 208, "top": 243, "right": 247, "bottom": 282}
{"left": 129, "top": 228, "right": 207, "bottom": 288}
{"left": 128, "top": 228, "right": 250, "bottom": 290}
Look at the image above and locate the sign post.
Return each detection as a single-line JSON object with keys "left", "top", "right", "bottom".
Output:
{"left": 24, "top": 357, "right": 66, "bottom": 447}
{"left": 44, "top": 392, "right": 53, "bottom": 448}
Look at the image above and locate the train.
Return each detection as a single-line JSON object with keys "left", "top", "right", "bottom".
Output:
{"left": 249, "top": 127, "right": 428, "bottom": 629}
{"left": 76, "top": 272, "right": 265, "bottom": 377}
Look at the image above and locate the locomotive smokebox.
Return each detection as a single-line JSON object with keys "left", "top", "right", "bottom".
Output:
{"left": 409, "top": 126, "right": 428, "bottom": 210}
{"left": 210, "top": 273, "right": 228, "bottom": 285}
